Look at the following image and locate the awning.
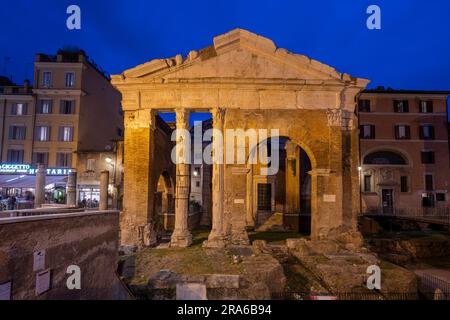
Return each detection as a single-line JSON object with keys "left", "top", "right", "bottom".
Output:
{"left": 0, "top": 175, "right": 67, "bottom": 189}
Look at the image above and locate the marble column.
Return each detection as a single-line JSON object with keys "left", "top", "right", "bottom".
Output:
{"left": 204, "top": 107, "right": 227, "bottom": 248}
{"left": 66, "top": 170, "right": 77, "bottom": 207}
{"left": 170, "top": 108, "right": 192, "bottom": 247}
{"left": 34, "top": 164, "right": 46, "bottom": 208}
{"left": 99, "top": 170, "right": 109, "bottom": 210}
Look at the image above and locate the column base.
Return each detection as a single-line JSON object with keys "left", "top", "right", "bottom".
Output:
{"left": 203, "top": 232, "right": 227, "bottom": 248}
{"left": 170, "top": 229, "right": 192, "bottom": 248}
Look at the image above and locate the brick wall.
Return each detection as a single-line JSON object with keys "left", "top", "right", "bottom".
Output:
{"left": 0, "top": 210, "right": 119, "bottom": 300}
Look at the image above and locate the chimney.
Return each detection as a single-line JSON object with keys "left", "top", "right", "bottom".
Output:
{"left": 78, "top": 51, "right": 86, "bottom": 62}
{"left": 23, "top": 79, "right": 30, "bottom": 91}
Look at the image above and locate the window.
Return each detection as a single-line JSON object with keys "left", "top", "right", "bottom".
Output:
{"left": 363, "top": 151, "right": 407, "bottom": 165}
{"left": 56, "top": 152, "right": 72, "bottom": 167}
{"left": 400, "top": 176, "right": 409, "bottom": 193}
{"left": 11, "top": 103, "right": 27, "bottom": 115}
{"left": 7, "top": 149, "right": 24, "bottom": 163}
{"left": 394, "top": 100, "right": 409, "bottom": 113}
{"left": 419, "top": 125, "right": 435, "bottom": 140}
{"left": 257, "top": 183, "right": 272, "bottom": 211}
{"left": 87, "top": 158, "right": 96, "bottom": 171}
{"left": 421, "top": 151, "right": 435, "bottom": 164}
{"left": 436, "top": 193, "right": 446, "bottom": 202}
{"left": 42, "top": 71, "right": 52, "bottom": 87}
{"left": 193, "top": 167, "right": 201, "bottom": 176}
{"left": 32, "top": 152, "right": 49, "bottom": 166}
{"left": 35, "top": 126, "right": 50, "bottom": 141}
{"left": 422, "top": 193, "right": 435, "bottom": 208}
{"left": 38, "top": 100, "right": 52, "bottom": 114}
{"left": 420, "top": 100, "right": 433, "bottom": 113}
{"left": 9, "top": 126, "right": 26, "bottom": 140}
{"left": 360, "top": 125, "right": 375, "bottom": 139}
{"left": 195, "top": 181, "right": 201, "bottom": 188}
{"left": 358, "top": 100, "right": 371, "bottom": 112}
{"left": 425, "top": 174, "right": 433, "bottom": 191}
{"left": 58, "top": 126, "right": 73, "bottom": 142}
{"left": 60, "top": 100, "right": 75, "bottom": 114}
{"left": 363, "top": 175, "right": 372, "bottom": 192}
{"left": 395, "top": 125, "right": 410, "bottom": 140}
{"left": 65, "top": 72, "right": 75, "bottom": 87}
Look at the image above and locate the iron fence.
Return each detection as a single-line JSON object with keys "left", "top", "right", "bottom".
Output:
{"left": 419, "top": 273, "right": 450, "bottom": 300}
{"left": 361, "top": 207, "right": 450, "bottom": 224}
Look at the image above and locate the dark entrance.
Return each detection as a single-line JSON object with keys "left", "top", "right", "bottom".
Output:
{"left": 381, "top": 189, "right": 394, "bottom": 214}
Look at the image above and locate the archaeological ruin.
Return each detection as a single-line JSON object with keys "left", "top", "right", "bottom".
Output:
{"left": 111, "top": 28, "right": 370, "bottom": 249}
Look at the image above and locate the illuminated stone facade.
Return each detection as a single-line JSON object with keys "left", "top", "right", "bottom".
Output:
{"left": 112, "top": 29, "right": 369, "bottom": 248}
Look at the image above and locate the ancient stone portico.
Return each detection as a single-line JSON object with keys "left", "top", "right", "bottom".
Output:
{"left": 111, "top": 29, "right": 370, "bottom": 248}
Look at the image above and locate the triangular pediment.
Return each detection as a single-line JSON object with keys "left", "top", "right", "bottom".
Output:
{"left": 115, "top": 29, "right": 365, "bottom": 84}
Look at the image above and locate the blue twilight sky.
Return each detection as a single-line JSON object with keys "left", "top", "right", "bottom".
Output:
{"left": 1, "top": 0, "right": 449, "bottom": 122}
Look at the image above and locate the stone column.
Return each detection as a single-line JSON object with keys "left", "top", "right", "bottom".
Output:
{"left": 66, "top": 171, "right": 77, "bottom": 207}
{"left": 34, "top": 164, "right": 46, "bottom": 208}
{"left": 100, "top": 170, "right": 109, "bottom": 210}
{"left": 170, "top": 108, "right": 192, "bottom": 247}
{"left": 204, "top": 107, "right": 227, "bottom": 248}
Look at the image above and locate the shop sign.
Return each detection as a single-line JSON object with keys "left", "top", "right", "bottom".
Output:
{"left": 0, "top": 163, "right": 31, "bottom": 174}
{"left": 0, "top": 163, "right": 75, "bottom": 176}
{"left": 28, "top": 168, "right": 75, "bottom": 176}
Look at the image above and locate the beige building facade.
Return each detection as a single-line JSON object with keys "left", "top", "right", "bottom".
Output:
{"left": 0, "top": 50, "right": 123, "bottom": 204}
{"left": 358, "top": 89, "right": 450, "bottom": 213}
{"left": 112, "top": 29, "right": 369, "bottom": 248}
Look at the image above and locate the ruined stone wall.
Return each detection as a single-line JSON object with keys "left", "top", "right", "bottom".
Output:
{"left": 223, "top": 108, "right": 360, "bottom": 242}
{"left": 0, "top": 211, "right": 119, "bottom": 300}
{"left": 121, "top": 112, "right": 175, "bottom": 246}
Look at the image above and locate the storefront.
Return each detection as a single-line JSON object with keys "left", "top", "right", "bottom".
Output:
{"left": 78, "top": 186, "right": 100, "bottom": 207}
{"left": 0, "top": 163, "right": 74, "bottom": 209}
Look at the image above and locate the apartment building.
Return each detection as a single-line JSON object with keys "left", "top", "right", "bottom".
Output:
{"left": 358, "top": 88, "right": 450, "bottom": 213}
{"left": 0, "top": 49, "right": 123, "bottom": 203}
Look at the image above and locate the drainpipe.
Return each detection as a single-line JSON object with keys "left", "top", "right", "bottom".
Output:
{"left": 355, "top": 91, "right": 363, "bottom": 215}
{"left": 0, "top": 98, "right": 6, "bottom": 161}
{"left": 30, "top": 89, "right": 37, "bottom": 164}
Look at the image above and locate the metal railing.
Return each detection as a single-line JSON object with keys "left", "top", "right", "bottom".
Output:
{"left": 419, "top": 273, "right": 450, "bottom": 300}
{"left": 0, "top": 207, "right": 84, "bottom": 218}
{"left": 361, "top": 207, "right": 450, "bottom": 225}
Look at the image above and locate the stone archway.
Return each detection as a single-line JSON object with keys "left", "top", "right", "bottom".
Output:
{"left": 112, "top": 28, "right": 369, "bottom": 248}
{"left": 244, "top": 136, "right": 313, "bottom": 235}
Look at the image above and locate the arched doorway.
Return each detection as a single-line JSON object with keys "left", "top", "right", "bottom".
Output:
{"left": 247, "top": 136, "right": 312, "bottom": 235}
{"left": 361, "top": 149, "right": 411, "bottom": 213}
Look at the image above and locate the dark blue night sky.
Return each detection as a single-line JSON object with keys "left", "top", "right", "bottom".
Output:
{"left": 1, "top": 0, "right": 449, "bottom": 122}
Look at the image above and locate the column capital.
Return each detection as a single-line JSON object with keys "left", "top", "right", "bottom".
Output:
{"left": 211, "top": 107, "right": 226, "bottom": 124}
{"left": 175, "top": 108, "right": 190, "bottom": 129}
{"left": 124, "top": 109, "right": 156, "bottom": 130}
{"left": 326, "top": 108, "right": 354, "bottom": 131}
